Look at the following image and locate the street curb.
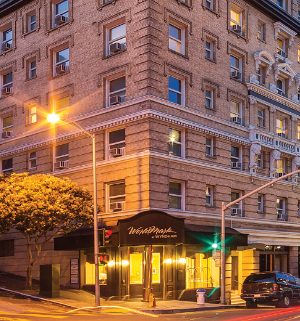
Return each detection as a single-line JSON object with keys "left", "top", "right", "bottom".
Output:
{"left": 142, "top": 304, "right": 245, "bottom": 314}
{"left": 0, "top": 287, "right": 245, "bottom": 315}
{"left": 0, "top": 287, "right": 78, "bottom": 310}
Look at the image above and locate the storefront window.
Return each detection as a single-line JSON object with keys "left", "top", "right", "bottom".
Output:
{"left": 85, "top": 262, "right": 107, "bottom": 285}
{"left": 152, "top": 253, "right": 161, "bottom": 284}
{"left": 130, "top": 253, "right": 143, "bottom": 284}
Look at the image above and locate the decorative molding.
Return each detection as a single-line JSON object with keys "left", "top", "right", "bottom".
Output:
{"left": 0, "top": 60, "right": 17, "bottom": 72}
{"left": 274, "top": 21, "right": 297, "bottom": 47}
{"left": 21, "top": 49, "right": 41, "bottom": 68}
{"left": 274, "top": 62, "right": 297, "bottom": 83}
{"left": 227, "top": 42, "right": 248, "bottom": 64}
{"left": 164, "top": 8, "right": 193, "bottom": 35}
{"left": 201, "top": 28, "right": 220, "bottom": 49}
{"left": 201, "top": 78, "right": 220, "bottom": 97}
{"left": 97, "top": 63, "right": 131, "bottom": 87}
{"left": 97, "top": 0, "right": 117, "bottom": 11}
{"left": 254, "top": 50, "right": 275, "bottom": 74}
{"left": 46, "top": 34, "right": 74, "bottom": 58}
{"left": 164, "top": 63, "right": 193, "bottom": 87}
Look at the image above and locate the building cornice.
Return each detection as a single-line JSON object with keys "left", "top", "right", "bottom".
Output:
{"left": 0, "top": 0, "right": 32, "bottom": 17}
{"left": 246, "top": 0, "right": 300, "bottom": 34}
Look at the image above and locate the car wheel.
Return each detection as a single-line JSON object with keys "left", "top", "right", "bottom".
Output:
{"left": 277, "top": 295, "right": 290, "bottom": 308}
{"left": 246, "top": 301, "right": 257, "bottom": 309}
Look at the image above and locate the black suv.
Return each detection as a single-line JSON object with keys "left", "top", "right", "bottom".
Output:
{"left": 241, "top": 272, "right": 300, "bottom": 308}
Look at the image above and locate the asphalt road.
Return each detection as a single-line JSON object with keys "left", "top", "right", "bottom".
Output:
{"left": 1, "top": 296, "right": 300, "bottom": 321}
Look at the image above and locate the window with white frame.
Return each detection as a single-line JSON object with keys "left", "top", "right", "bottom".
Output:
{"left": 256, "top": 150, "right": 264, "bottom": 169}
{"left": 169, "top": 181, "right": 184, "bottom": 210}
{"left": 276, "top": 117, "right": 287, "bottom": 138}
{"left": 205, "top": 137, "right": 215, "bottom": 157}
{"left": 205, "top": 185, "right": 214, "bottom": 206}
{"left": 276, "top": 78, "right": 286, "bottom": 96}
{"left": 275, "top": 158, "right": 286, "bottom": 177}
{"left": 231, "top": 191, "right": 242, "bottom": 216}
{"left": 1, "top": 115, "right": 13, "bottom": 138}
{"left": 26, "top": 103, "right": 38, "bottom": 125}
{"left": 204, "top": 0, "right": 215, "bottom": 10}
{"left": 168, "top": 75, "right": 183, "bottom": 105}
{"left": 229, "top": 5, "right": 243, "bottom": 35}
{"left": 2, "top": 71, "right": 13, "bottom": 95}
{"left": 205, "top": 88, "right": 214, "bottom": 109}
{"left": 297, "top": 121, "right": 300, "bottom": 140}
{"left": 168, "top": 128, "right": 182, "bottom": 157}
{"left": 107, "top": 23, "right": 126, "bottom": 56}
{"left": 26, "top": 12, "right": 37, "bottom": 33}
{"left": 1, "top": 28, "right": 12, "bottom": 52}
{"left": 108, "top": 129, "right": 125, "bottom": 158}
{"left": 205, "top": 39, "right": 215, "bottom": 61}
{"left": 276, "top": 197, "right": 287, "bottom": 221}
{"left": 230, "top": 101, "right": 242, "bottom": 124}
{"left": 230, "top": 55, "right": 242, "bottom": 80}
{"left": 28, "top": 151, "right": 37, "bottom": 170}
{"left": 257, "top": 108, "right": 265, "bottom": 128}
{"left": 276, "top": 0, "right": 286, "bottom": 10}
{"left": 107, "top": 181, "right": 125, "bottom": 212}
{"left": 2, "top": 158, "right": 13, "bottom": 175}
{"left": 54, "top": 48, "right": 69, "bottom": 77}
{"left": 257, "top": 194, "right": 265, "bottom": 213}
{"left": 169, "top": 23, "right": 185, "bottom": 55}
{"left": 27, "top": 58, "right": 37, "bottom": 80}
{"left": 108, "top": 76, "right": 126, "bottom": 106}
{"left": 52, "top": 0, "right": 69, "bottom": 28}
{"left": 55, "top": 143, "right": 69, "bottom": 169}
{"left": 231, "top": 146, "right": 241, "bottom": 169}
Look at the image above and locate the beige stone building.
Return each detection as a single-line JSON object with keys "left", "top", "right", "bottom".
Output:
{"left": 1, "top": 0, "right": 300, "bottom": 303}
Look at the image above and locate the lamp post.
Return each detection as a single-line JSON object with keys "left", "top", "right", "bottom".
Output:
{"left": 47, "top": 113, "right": 100, "bottom": 307}
{"left": 220, "top": 169, "right": 300, "bottom": 305}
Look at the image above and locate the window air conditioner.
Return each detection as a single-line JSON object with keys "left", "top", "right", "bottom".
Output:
{"left": 277, "top": 49, "right": 286, "bottom": 58}
{"left": 231, "top": 70, "right": 241, "bottom": 79}
{"left": 277, "top": 132, "right": 286, "bottom": 138}
{"left": 231, "top": 116, "right": 241, "bottom": 124}
{"left": 57, "top": 160, "right": 69, "bottom": 169}
{"left": 110, "top": 147, "right": 124, "bottom": 157}
{"left": 231, "top": 208, "right": 241, "bottom": 216}
{"left": 55, "top": 15, "right": 67, "bottom": 26}
{"left": 2, "top": 41, "right": 11, "bottom": 51}
{"left": 231, "top": 162, "right": 241, "bottom": 169}
{"left": 110, "top": 95, "right": 121, "bottom": 106}
{"left": 56, "top": 63, "right": 68, "bottom": 75}
{"left": 1, "top": 86, "right": 12, "bottom": 95}
{"left": 1, "top": 131, "right": 11, "bottom": 139}
{"left": 110, "top": 42, "right": 124, "bottom": 54}
{"left": 232, "top": 24, "right": 242, "bottom": 34}
{"left": 111, "top": 202, "right": 124, "bottom": 211}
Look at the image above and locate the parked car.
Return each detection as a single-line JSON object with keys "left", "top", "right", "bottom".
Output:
{"left": 241, "top": 272, "right": 300, "bottom": 308}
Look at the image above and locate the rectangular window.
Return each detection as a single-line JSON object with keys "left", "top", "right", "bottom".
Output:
{"left": 28, "top": 151, "right": 37, "bottom": 170}
{"left": 28, "top": 59, "right": 37, "bottom": 80}
{"left": 276, "top": 0, "right": 286, "bottom": 10}
{"left": 205, "top": 185, "right": 214, "bottom": 206}
{"left": 2, "top": 158, "right": 13, "bottom": 175}
{"left": 257, "top": 109, "right": 265, "bottom": 128}
{"left": 205, "top": 137, "right": 215, "bottom": 157}
{"left": 231, "top": 191, "right": 242, "bottom": 216}
{"left": 257, "top": 21, "right": 266, "bottom": 41}
{"left": 108, "top": 129, "right": 125, "bottom": 158}
{"left": 130, "top": 253, "right": 143, "bottom": 284}
{"left": 27, "top": 13, "right": 37, "bottom": 33}
{"left": 276, "top": 78, "right": 286, "bottom": 96}
{"left": 27, "top": 104, "right": 37, "bottom": 124}
{"left": 231, "top": 146, "right": 241, "bottom": 169}
{"left": 2, "top": 115, "right": 13, "bottom": 132}
{"left": 55, "top": 143, "right": 69, "bottom": 169}
{"left": 230, "top": 6, "right": 243, "bottom": 35}
{"left": 230, "top": 101, "right": 242, "bottom": 124}
{"left": 108, "top": 76, "right": 126, "bottom": 106}
{"left": 1, "top": 28, "right": 12, "bottom": 52}
{"left": 276, "top": 197, "right": 287, "bottom": 221}
{"left": 297, "top": 122, "right": 300, "bottom": 140}
{"left": 276, "top": 118, "right": 287, "bottom": 138}
{"left": 205, "top": 88, "right": 214, "bottom": 109}
{"left": 257, "top": 66, "right": 266, "bottom": 86}
{"left": 107, "top": 23, "right": 126, "bottom": 55}
{"left": 169, "top": 181, "right": 183, "bottom": 210}
{"left": 53, "top": 0, "right": 69, "bottom": 27}
{"left": 168, "top": 128, "right": 182, "bottom": 157}
{"left": 230, "top": 55, "right": 242, "bottom": 80}
{"left": 257, "top": 151, "right": 264, "bottom": 169}
{"left": 205, "top": 0, "right": 215, "bottom": 10}
{"left": 205, "top": 40, "right": 215, "bottom": 61}
{"left": 277, "top": 38, "right": 287, "bottom": 58}
{"left": 169, "top": 23, "right": 185, "bottom": 55}
{"left": 108, "top": 181, "right": 125, "bottom": 212}
{"left": 0, "top": 239, "right": 14, "bottom": 257}
{"left": 257, "top": 194, "right": 265, "bottom": 213}
{"left": 168, "top": 76, "right": 183, "bottom": 105}
{"left": 54, "top": 48, "right": 69, "bottom": 76}
{"left": 2, "top": 71, "right": 13, "bottom": 95}
{"left": 54, "top": 96, "right": 70, "bottom": 112}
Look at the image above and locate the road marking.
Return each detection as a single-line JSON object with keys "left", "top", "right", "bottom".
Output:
{"left": 67, "top": 305, "right": 158, "bottom": 318}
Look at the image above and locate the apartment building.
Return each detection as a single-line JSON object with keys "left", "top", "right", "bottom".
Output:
{"left": 1, "top": 0, "right": 300, "bottom": 302}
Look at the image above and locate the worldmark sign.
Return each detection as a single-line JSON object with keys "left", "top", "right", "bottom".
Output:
{"left": 119, "top": 210, "right": 185, "bottom": 246}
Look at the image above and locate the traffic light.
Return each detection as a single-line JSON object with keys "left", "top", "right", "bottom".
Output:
{"left": 98, "top": 253, "right": 109, "bottom": 266}
{"left": 103, "top": 228, "right": 113, "bottom": 246}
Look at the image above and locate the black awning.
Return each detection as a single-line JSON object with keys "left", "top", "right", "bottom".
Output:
{"left": 184, "top": 224, "right": 248, "bottom": 249}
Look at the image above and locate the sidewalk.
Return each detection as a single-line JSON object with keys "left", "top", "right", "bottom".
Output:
{"left": 0, "top": 286, "right": 245, "bottom": 314}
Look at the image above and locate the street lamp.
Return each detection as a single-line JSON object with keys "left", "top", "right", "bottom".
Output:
{"left": 47, "top": 113, "right": 101, "bottom": 306}
{"left": 220, "top": 169, "right": 300, "bottom": 305}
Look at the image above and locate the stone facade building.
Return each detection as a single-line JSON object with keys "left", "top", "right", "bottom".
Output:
{"left": 1, "top": 0, "right": 300, "bottom": 303}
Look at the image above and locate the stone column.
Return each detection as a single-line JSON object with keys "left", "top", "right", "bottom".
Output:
{"left": 269, "top": 106, "right": 276, "bottom": 134}
{"left": 289, "top": 246, "right": 299, "bottom": 277}
{"left": 270, "top": 150, "right": 281, "bottom": 177}
{"left": 249, "top": 143, "right": 261, "bottom": 175}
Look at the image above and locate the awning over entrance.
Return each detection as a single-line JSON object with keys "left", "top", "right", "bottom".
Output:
{"left": 54, "top": 210, "right": 248, "bottom": 250}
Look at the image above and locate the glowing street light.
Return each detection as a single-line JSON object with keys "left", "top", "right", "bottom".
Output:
{"left": 47, "top": 113, "right": 100, "bottom": 307}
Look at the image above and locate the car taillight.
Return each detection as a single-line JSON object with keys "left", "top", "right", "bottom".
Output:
{"left": 273, "top": 283, "right": 279, "bottom": 291}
